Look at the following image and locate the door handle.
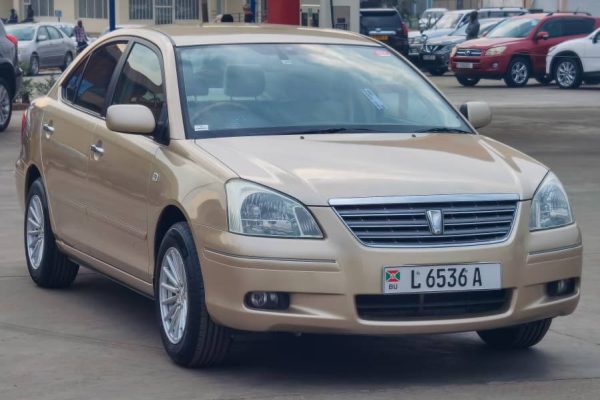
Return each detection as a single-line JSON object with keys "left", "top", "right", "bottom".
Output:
{"left": 90, "top": 144, "right": 104, "bottom": 156}
{"left": 42, "top": 123, "right": 54, "bottom": 135}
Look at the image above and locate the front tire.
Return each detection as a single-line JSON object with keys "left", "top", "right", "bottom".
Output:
{"left": 155, "top": 222, "right": 231, "bottom": 368}
{"left": 504, "top": 57, "right": 530, "bottom": 87}
{"left": 555, "top": 58, "right": 582, "bottom": 89}
{"left": 0, "top": 77, "right": 13, "bottom": 132}
{"left": 477, "top": 318, "right": 552, "bottom": 349}
{"left": 25, "top": 179, "right": 79, "bottom": 288}
{"left": 61, "top": 52, "right": 73, "bottom": 71}
{"left": 456, "top": 76, "right": 480, "bottom": 87}
{"left": 28, "top": 54, "right": 39, "bottom": 76}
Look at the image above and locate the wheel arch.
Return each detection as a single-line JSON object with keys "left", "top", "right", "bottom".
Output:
{"left": 550, "top": 51, "right": 582, "bottom": 76}
{"left": 25, "top": 163, "right": 42, "bottom": 198}
{"left": 153, "top": 204, "right": 190, "bottom": 281}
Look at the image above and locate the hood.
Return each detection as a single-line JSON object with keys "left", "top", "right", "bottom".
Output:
{"left": 196, "top": 134, "right": 547, "bottom": 206}
{"left": 426, "top": 35, "right": 465, "bottom": 46}
{"left": 458, "top": 37, "right": 523, "bottom": 49}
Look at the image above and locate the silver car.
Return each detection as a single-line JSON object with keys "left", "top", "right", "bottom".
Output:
{"left": 6, "top": 23, "right": 76, "bottom": 76}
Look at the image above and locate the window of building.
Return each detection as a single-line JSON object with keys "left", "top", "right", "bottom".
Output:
{"left": 78, "top": 0, "right": 107, "bottom": 19}
{"left": 130, "top": 0, "right": 201, "bottom": 21}
{"left": 112, "top": 43, "right": 165, "bottom": 121}
{"left": 175, "top": 0, "right": 199, "bottom": 20}
{"left": 130, "top": 0, "right": 153, "bottom": 20}
{"left": 75, "top": 42, "right": 128, "bottom": 114}
{"left": 23, "top": 0, "right": 55, "bottom": 18}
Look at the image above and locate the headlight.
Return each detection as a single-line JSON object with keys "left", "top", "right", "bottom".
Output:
{"left": 226, "top": 180, "right": 323, "bottom": 238}
{"left": 529, "top": 172, "right": 574, "bottom": 231}
{"left": 485, "top": 46, "right": 506, "bottom": 56}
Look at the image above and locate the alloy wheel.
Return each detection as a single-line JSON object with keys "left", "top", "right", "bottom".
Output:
{"left": 511, "top": 61, "right": 528, "bottom": 85}
{"left": 159, "top": 247, "right": 189, "bottom": 344}
{"left": 30, "top": 57, "right": 39, "bottom": 75}
{"left": 26, "top": 195, "right": 45, "bottom": 270}
{"left": 0, "top": 85, "right": 10, "bottom": 127}
{"left": 557, "top": 61, "right": 576, "bottom": 88}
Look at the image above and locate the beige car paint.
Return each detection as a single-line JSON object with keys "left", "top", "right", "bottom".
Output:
{"left": 14, "top": 24, "right": 582, "bottom": 335}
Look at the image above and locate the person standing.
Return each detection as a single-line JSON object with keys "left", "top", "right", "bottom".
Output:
{"left": 243, "top": 4, "right": 255, "bottom": 23}
{"left": 465, "top": 11, "right": 480, "bottom": 40}
{"left": 74, "top": 20, "right": 88, "bottom": 53}
{"left": 7, "top": 9, "right": 18, "bottom": 24}
{"left": 23, "top": 5, "right": 34, "bottom": 22}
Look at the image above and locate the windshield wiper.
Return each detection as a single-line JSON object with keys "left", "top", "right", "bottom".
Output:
{"left": 416, "top": 127, "right": 472, "bottom": 134}
{"left": 280, "top": 127, "right": 388, "bottom": 135}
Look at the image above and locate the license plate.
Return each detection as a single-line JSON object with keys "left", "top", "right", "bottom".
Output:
{"left": 456, "top": 62, "right": 474, "bottom": 69}
{"left": 383, "top": 264, "right": 501, "bottom": 294}
{"left": 423, "top": 55, "right": 436, "bottom": 60}
{"left": 372, "top": 35, "right": 388, "bottom": 41}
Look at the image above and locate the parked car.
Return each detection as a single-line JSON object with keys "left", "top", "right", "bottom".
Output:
{"left": 418, "top": 8, "right": 447, "bottom": 31}
{"left": 547, "top": 27, "right": 600, "bottom": 88}
{"left": 16, "top": 24, "right": 582, "bottom": 368}
{"left": 420, "top": 18, "right": 504, "bottom": 76}
{"left": 360, "top": 8, "right": 409, "bottom": 56}
{"left": 450, "top": 13, "right": 600, "bottom": 87}
{"left": 0, "top": 19, "right": 20, "bottom": 132}
{"left": 47, "top": 22, "right": 96, "bottom": 46}
{"left": 422, "top": 8, "right": 528, "bottom": 42}
{"left": 6, "top": 23, "right": 76, "bottom": 76}
{"left": 408, "top": 30, "right": 425, "bottom": 62}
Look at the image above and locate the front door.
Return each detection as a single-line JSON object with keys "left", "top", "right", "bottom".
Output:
{"left": 86, "top": 41, "right": 166, "bottom": 280}
{"left": 35, "top": 26, "right": 52, "bottom": 68}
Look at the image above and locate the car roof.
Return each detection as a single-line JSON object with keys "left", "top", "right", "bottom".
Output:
{"left": 131, "top": 24, "right": 377, "bottom": 47}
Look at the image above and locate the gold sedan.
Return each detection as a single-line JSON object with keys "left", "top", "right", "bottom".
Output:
{"left": 15, "top": 25, "right": 582, "bottom": 368}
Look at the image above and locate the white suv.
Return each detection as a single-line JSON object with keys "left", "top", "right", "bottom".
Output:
{"left": 547, "top": 28, "right": 600, "bottom": 88}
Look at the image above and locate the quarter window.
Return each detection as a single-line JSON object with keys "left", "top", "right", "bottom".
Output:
{"left": 562, "top": 19, "right": 595, "bottom": 36}
{"left": 74, "top": 42, "right": 127, "bottom": 114}
{"left": 62, "top": 56, "right": 88, "bottom": 102}
{"left": 112, "top": 43, "right": 165, "bottom": 121}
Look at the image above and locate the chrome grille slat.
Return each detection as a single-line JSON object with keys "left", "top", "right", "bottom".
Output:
{"left": 331, "top": 195, "right": 518, "bottom": 247}
{"left": 456, "top": 48, "right": 482, "bottom": 57}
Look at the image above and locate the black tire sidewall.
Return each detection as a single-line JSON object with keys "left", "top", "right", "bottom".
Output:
{"left": 29, "top": 55, "right": 39, "bottom": 76}
{"left": 0, "top": 77, "right": 12, "bottom": 132}
{"left": 456, "top": 76, "right": 480, "bottom": 87}
{"left": 62, "top": 52, "right": 73, "bottom": 71}
{"left": 25, "top": 179, "right": 56, "bottom": 284}
{"left": 556, "top": 59, "right": 582, "bottom": 89}
{"left": 154, "top": 222, "right": 208, "bottom": 366}
{"left": 505, "top": 57, "right": 530, "bottom": 87}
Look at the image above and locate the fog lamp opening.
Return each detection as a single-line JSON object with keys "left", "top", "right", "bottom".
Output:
{"left": 546, "top": 278, "right": 576, "bottom": 297}
{"left": 245, "top": 292, "right": 290, "bottom": 310}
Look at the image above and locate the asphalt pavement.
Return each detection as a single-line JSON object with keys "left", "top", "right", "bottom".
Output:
{"left": 1, "top": 75, "right": 599, "bottom": 400}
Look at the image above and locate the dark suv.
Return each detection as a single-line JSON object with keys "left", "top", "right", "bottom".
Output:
{"left": 360, "top": 8, "right": 409, "bottom": 56}
{"left": 0, "top": 19, "right": 21, "bottom": 131}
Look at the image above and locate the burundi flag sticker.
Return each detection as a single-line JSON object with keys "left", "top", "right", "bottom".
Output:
{"left": 385, "top": 269, "right": 400, "bottom": 283}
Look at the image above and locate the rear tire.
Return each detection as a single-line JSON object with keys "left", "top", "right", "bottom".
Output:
{"left": 477, "top": 318, "right": 552, "bottom": 349}
{"left": 554, "top": 58, "right": 582, "bottom": 89}
{"left": 456, "top": 76, "right": 480, "bottom": 87}
{"left": 0, "top": 77, "right": 13, "bottom": 132}
{"left": 504, "top": 57, "right": 530, "bottom": 87}
{"left": 155, "top": 222, "right": 231, "bottom": 368}
{"left": 25, "top": 179, "right": 79, "bottom": 288}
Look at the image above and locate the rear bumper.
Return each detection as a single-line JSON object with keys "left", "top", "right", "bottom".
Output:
{"left": 194, "top": 205, "right": 582, "bottom": 335}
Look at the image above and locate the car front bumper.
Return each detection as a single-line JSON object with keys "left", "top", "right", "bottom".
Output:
{"left": 451, "top": 55, "right": 509, "bottom": 79}
{"left": 420, "top": 52, "right": 451, "bottom": 71}
{"left": 194, "top": 203, "right": 582, "bottom": 335}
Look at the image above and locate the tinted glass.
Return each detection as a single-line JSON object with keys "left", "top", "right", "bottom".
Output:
{"left": 541, "top": 19, "right": 563, "bottom": 38}
{"left": 5, "top": 26, "right": 35, "bottom": 41}
{"left": 75, "top": 42, "right": 127, "bottom": 114}
{"left": 62, "top": 56, "right": 88, "bottom": 102}
{"left": 47, "top": 26, "right": 62, "bottom": 40}
{"left": 178, "top": 44, "right": 470, "bottom": 139}
{"left": 361, "top": 11, "right": 402, "bottom": 32}
{"left": 112, "top": 43, "right": 165, "bottom": 121}
{"left": 59, "top": 25, "right": 74, "bottom": 36}
{"left": 562, "top": 19, "right": 595, "bottom": 36}
{"left": 487, "top": 18, "right": 540, "bottom": 38}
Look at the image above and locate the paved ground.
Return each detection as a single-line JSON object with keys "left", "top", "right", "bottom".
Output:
{"left": 1, "top": 75, "right": 599, "bottom": 400}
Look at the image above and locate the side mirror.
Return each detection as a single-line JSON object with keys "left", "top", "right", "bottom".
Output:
{"left": 460, "top": 101, "right": 492, "bottom": 129}
{"left": 37, "top": 34, "right": 48, "bottom": 42}
{"left": 106, "top": 104, "right": 156, "bottom": 135}
{"left": 535, "top": 31, "right": 549, "bottom": 41}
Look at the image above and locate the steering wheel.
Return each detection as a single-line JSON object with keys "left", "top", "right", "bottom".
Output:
{"left": 192, "top": 101, "right": 253, "bottom": 126}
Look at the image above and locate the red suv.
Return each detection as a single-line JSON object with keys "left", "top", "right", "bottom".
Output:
{"left": 450, "top": 13, "right": 600, "bottom": 87}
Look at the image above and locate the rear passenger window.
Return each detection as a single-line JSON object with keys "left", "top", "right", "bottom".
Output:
{"left": 562, "top": 19, "right": 595, "bottom": 36}
{"left": 62, "top": 56, "right": 88, "bottom": 102}
{"left": 111, "top": 43, "right": 165, "bottom": 121}
{"left": 74, "top": 42, "right": 127, "bottom": 114}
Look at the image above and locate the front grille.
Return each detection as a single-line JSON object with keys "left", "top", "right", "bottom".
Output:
{"left": 456, "top": 48, "right": 482, "bottom": 57}
{"left": 331, "top": 195, "right": 519, "bottom": 247}
{"left": 423, "top": 45, "right": 440, "bottom": 53}
{"left": 356, "top": 289, "right": 510, "bottom": 320}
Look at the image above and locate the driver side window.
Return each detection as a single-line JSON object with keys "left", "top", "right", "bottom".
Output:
{"left": 540, "top": 20, "right": 562, "bottom": 38}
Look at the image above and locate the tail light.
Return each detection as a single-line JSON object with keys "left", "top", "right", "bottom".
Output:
{"left": 402, "top": 23, "right": 408, "bottom": 36}
{"left": 6, "top": 34, "right": 18, "bottom": 47}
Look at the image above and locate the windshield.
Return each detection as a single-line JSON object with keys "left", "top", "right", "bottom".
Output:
{"left": 361, "top": 12, "right": 402, "bottom": 31}
{"left": 433, "top": 13, "right": 463, "bottom": 30}
{"left": 177, "top": 44, "right": 470, "bottom": 139}
{"left": 452, "top": 19, "right": 501, "bottom": 36}
{"left": 6, "top": 26, "right": 35, "bottom": 41}
{"left": 487, "top": 18, "right": 540, "bottom": 38}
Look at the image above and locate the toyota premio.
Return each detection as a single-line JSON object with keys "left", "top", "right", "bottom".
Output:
{"left": 15, "top": 25, "right": 582, "bottom": 368}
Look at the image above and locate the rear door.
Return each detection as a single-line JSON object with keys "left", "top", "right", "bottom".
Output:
{"left": 85, "top": 40, "right": 166, "bottom": 280}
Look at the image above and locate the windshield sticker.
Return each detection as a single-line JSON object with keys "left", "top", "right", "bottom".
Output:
{"left": 375, "top": 50, "right": 392, "bottom": 57}
{"left": 281, "top": 59, "right": 292, "bottom": 65}
{"left": 361, "top": 88, "right": 386, "bottom": 111}
{"left": 194, "top": 124, "right": 209, "bottom": 132}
